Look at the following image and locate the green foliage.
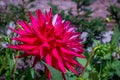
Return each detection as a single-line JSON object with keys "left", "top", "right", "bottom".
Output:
{"left": 73, "top": 0, "right": 95, "bottom": 6}
{"left": 107, "top": 4, "right": 120, "bottom": 25}
{"left": 77, "top": 58, "right": 91, "bottom": 71}
{"left": 88, "top": 71, "right": 99, "bottom": 80}
{"left": 43, "top": 61, "right": 64, "bottom": 80}
{"left": 66, "top": 71, "right": 78, "bottom": 80}
{"left": 0, "top": 0, "right": 34, "bottom": 35}
{"left": 1, "top": 0, "right": 120, "bottom": 80}
{"left": 111, "top": 26, "right": 120, "bottom": 45}
{"left": 91, "top": 40, "right": 120, "bottom": 79}
{"left": 0, "top": 48, "right": 14, "bottom": 79}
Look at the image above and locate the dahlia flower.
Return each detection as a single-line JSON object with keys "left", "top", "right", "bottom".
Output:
{"left": 8, "top": 9, "right": 85, "bottom": 79}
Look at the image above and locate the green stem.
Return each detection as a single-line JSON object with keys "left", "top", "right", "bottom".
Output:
{"left": 80, "top": 47, "right": 98, "bottom": 77}
{"left": 99, "top": 64, "right": 102, "bottom": 80}
{"left": 13, "top": 51, "right": 19, "bottom": 80}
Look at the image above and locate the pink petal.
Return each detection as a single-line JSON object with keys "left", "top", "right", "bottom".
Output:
{"left": 8, "top": 45, "right": 39, "bottom": 51}
{"left": 63, "top": 57, "right": 83, "bottom": 68}
{"left": 52, "top": 48, "right": 62, "bottom": 61}
{"left": 58, "top": 61, "right": 66, "bottom": 73}
{"left": 28, "top": 12, "right": 39, "bottom": 28}
{"left": 63, "top": 21, "right": 70, "bottom": 29}
{"left": 8, "top": 45, "right": 22, "bottom": 50}
{"left": 45, "top": 8, "right": 52, "bottom": 22}
{"left": 60, "top": 47, "right": 82, "bottom": 57}
{"left": 29, "top": 12, "right": 47, "bottom": 41}
{"left": 46, "top": 54, "right": 52, "bottom": 66}
{"left": 65, "top": 62, "right": 78, "bottom": 75}
{"left": 36, "top": 9, "right": 45, "bottom": 27}
{"left": 42, "top": 42, "right": 50, "bottom": 49}
{"left": 39, "top": 46, "right": 43, "bottom": 59}
{"left": 45, "top": 67, "right": 51, "bottom": 80}
{"left": 9, "top": 28, "right": 22, "bottom": 35}
{"left": 11, "top": 37, "right": 38, "bottom": 44}
{"left": 17, "top": 20, "right": 32, "bottom": 33}
{"left": 55, "top": 14, "right": 62, "bottom": 26}
{"left": 52, "top": 14, "right": 58, "bottom": 26}
{"left": 9, "top": 28, "right": 30, "bottom": 36}
{"left": 32, "top": 56, "right": 39, "bottom": 67}
{"left": 67, "top": 27, "right": 76, "bottom": 32}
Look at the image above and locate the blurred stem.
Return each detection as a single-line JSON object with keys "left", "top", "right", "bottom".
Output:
{"left": 13, "top": 51, "right": 19, "bottom": 80}
{"left": 99, "top": 64, "right": 102, "bottom": 80}
{"left": 80, "top": 47, "right": 98, "bottom": 77}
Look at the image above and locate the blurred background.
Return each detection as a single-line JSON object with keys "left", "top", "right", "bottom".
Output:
{"left": 1, "top": 0, "right": 120, "bottom": 80}
{"left": 0, "top": 0, "right": 119, "bottom": 17}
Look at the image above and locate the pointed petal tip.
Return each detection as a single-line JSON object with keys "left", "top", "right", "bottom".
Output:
{"left": 78, "top": 55, "right": 86, "bottom": 58}
{"left": 32, "top": 56, "right": 39, "bottom": 67}
{"left": 7, "top": 45, "right": 12, "bottom": 48}
{"left": 15, "top": 56, "right": 20, "bottom": 58}
{"left": 16, "top": 20, "right": 21, "bottom": 23}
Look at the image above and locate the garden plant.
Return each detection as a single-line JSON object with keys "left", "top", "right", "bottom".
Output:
{"left": 0, "top": 0, "right": 120, "bottom": 80}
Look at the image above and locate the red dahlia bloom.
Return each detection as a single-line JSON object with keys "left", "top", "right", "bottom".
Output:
{"left": 8, "top": 9, "right": 85, "bottom": 79}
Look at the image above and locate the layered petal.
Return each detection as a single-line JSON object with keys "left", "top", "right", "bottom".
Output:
{"left": 8, "top": 9, "right": 85, "bottom": 80}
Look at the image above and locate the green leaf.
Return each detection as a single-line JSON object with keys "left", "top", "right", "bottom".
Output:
{"left": 111, "top": 26, "right": 120, "bottom": 45}
{"left": 66, "top": 71, "right": 77, "bottom": 80}
{"left": 83, "top": 70, "right": 89, "bottom": 78}
{"left": 42, "top": 61, "right": 64, "bottom": 80}
{"left": 77, "top": 58, "right": 91, "bottom": 78}
{"left": 84, "top": 52, "right": 90, "bottom": 59}
{"left": 111, "top": 60, "right": 120, "bottom": 77}
{"left": 103, "top": 53, "right": 111, "bottom": 60}
{"left": 77, "top": 58, "right": 91, "bottom": 70}
{"left": 88, "top": 71, "right": 99, "bottom": 80}
{"left": 7, "top": 54, "right": 14, "bottom": 74}
{"left": 30, "top": 68, "right": 34, "bottom": 79}
{"left": 24, "top": 68, "right": 33, "bottom": 80}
